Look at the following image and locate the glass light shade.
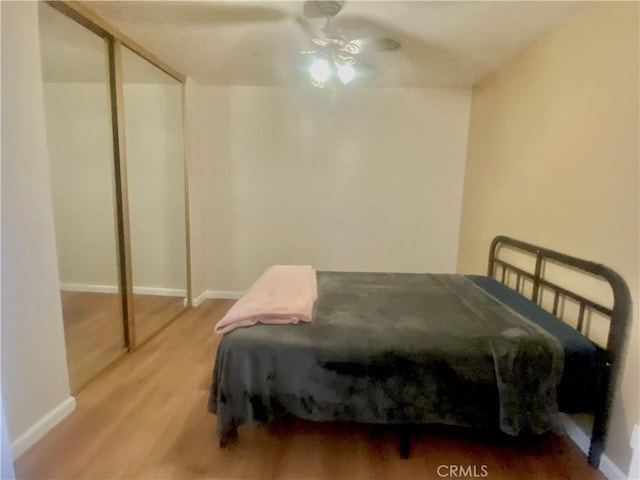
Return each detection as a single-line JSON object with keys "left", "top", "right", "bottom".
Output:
{"left": 337, "top": 64, "right": 356, "bottom": 85}
{"left": 310, "top": 59, "right": 331, "bottom": 83}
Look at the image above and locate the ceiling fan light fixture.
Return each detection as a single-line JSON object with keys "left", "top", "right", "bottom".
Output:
{"left": 337, "top": 64, "right": 356, "bottom": 84}
{"left": 298, "top": 1, "right": 402, "bottom": 89}
{"left": 309, "top": 58, "right": 332, "bottom": 84}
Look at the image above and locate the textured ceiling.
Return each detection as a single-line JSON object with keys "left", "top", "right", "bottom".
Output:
{"left": 47, "top": 1, "right": 583, "bottom": 87}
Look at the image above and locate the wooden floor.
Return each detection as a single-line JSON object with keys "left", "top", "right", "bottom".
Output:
{"left": 17, "top": 299, "right": 605, "bottom": 480}
{"left": 61, "top": 291, "right": 186, "bottom": 392}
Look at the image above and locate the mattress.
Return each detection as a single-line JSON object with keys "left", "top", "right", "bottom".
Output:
{"left": 468, "top": 275, "right": 603, "bottom": 412}
{"left": 209, "top": 272, "right": 569, "bottom": 437}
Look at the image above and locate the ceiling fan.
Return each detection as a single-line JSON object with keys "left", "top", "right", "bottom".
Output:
{"left": 295, "top": 0, "right": 401, "bottom": 87}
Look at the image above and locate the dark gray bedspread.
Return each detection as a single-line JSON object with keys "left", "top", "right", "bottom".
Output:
{"left": 208, "top": 272, "right": 564, "bottom": 437}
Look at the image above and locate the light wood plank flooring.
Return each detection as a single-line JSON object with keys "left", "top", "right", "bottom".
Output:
{"left": 17, "top": 299, "right": 605, "bottom": 480}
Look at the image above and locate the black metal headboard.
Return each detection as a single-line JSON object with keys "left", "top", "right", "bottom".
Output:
{"left": 487, "top": 235, "right": 632, "bottom": 468}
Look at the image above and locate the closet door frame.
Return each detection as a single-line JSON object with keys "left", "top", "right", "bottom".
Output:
{"left": 46, "top": 0, "right": 193, "bottom": 350}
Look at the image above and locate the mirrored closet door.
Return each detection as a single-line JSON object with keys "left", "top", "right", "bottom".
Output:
{"left": 121, "top": 46, "right": 189, "bottom": 344}
{"left": 38, "top": 1, "right": 191, "bottom": 393}
{"left": 38, "top": 2, "right": 126, "bottom": 393}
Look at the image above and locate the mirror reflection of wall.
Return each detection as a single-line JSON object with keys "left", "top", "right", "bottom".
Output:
{"left": 38, "top": 2, "right": 126, "bottom": 393}
{"left": 121, "top": 46, "right": 188, "bottom": 344}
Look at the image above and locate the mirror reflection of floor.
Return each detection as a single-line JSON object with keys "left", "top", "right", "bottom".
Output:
{"left": 61, "top": 291, "right": 126, "bottom": 393}
{"left": 60, "top": 291, "right": 186, "bottom": 393}
{"left": 133, "top": 293, "right": 186, "bottom": 344}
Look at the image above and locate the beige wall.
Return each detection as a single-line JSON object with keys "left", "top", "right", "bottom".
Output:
{"left": 188, "top": 85, "right": 472, "bottom": 292}
{"left": 457, "top": 2, "right": 639, "bottom": 474}
{"left": 1, "top": 0, "right": 73, "bottom": 451}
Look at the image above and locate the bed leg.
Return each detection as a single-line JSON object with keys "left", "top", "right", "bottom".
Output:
{"left": 219, "top": 426, "right": 238, "bottom": 448}
{"left": 399, "top": 428, "right": 411, "bottom": 459}
{"left": 588, "top": 409, "right": 607, "bottom": 468}
{"left": 588, "top": 360, "right": 616, "bottom": 468}
{"left": 588, "top": 437, "right": 603, "bottom": 468}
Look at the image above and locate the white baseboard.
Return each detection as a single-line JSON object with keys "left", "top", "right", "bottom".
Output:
{"left": 630, "top": 424, "right": 639, "bottom": 480}
{"left": 132, "top": 286, "right": 186, "bottom": 297}
{"left": 192, "top": 290, "right": 209, "bottom": 307}
{"left": 11, "top": 396, "right": 75, "bottom": 459}
{"left": 208, "top": 290, "right": 244, "bottom": 300}
{"left": 561, "top": 413, "right": 627, "bottom": 479}
{"left": 62, "top": 284, "right": 237, "bottom": 307}
{"left": 60, "top": 283, "right": 186, "bottom": 297}
{"left": 60, "top": 283, "right": 118, "bottom": 294}
{"left": 190, "top": 290, "right": 244, "bottom": 306}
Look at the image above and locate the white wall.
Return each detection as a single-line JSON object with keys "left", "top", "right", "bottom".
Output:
{"left": 184, "top": 79, "right": 217, "bottom": 301}
{"left": 0, "top": 7, "right": 15, "bottom": 476}
{"left": 1, "top": 0, "right": 74, "bottom": 456}
{"left": 185, "top": 83, "right": 233, "bottom": 298}
{"left": 1, "top": 400, "right": 15, "bottom": 479}
{"left": 188, "top": 84, "right": 472, "bottom": 292}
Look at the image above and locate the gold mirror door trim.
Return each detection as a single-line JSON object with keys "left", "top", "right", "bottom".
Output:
{"left": 182, "top": 82, "right": 193, "bottom": 308}
{"left": 109, "top": 39, "right": 136, "bottom": 348}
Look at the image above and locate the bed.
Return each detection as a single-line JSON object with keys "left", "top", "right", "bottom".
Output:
{"left": 208, "top": 236, "right": 631, "bottom": 468}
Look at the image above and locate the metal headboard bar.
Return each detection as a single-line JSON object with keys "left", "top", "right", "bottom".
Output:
{"left": 537, "top": 278, "right": 612, "bottom": 316}
{"left": 487, "top": 235, "right": 632, "bottom": 468}
{"left": 492, "top": 258, "right": 613, "bottom": 317}
{"left": 492, "top": 259, "right": 535, "bottom": 282}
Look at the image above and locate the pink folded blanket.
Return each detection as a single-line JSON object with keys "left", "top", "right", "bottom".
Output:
{"left": 214, "top": 265, "right": 318, "bottom": 334}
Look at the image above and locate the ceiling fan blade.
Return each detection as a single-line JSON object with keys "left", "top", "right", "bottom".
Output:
{"left": 354, "top": 59, "right": 382, "bottom": 78}
{"left": 303, "top": 0, "right": 345, "bottom": 19}
{"left": 303, "top": 0, "right": 325, "bottom": 19}
{"left": 348, "top": 37, "right": 401, "bottom": 54}
{"left": 295, "top": 17, "right": 325, "bottom": 41}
